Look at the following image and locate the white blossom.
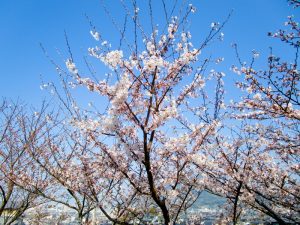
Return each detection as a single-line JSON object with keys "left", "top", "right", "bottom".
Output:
{"left": 100, "top": 50, "right": 123, "bottom": 69}
{"left": 66, "top": 59, "right": 78, "bottom": 74}
{"left": 90, "top": 30, "right": 100, "bottom": 41}
{"left": 253, "top": 93, "right": 262, "bottom": 100}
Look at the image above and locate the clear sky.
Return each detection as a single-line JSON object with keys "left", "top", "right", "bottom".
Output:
{"left": 0, "top": 0, "right": 297, "bottom": 106}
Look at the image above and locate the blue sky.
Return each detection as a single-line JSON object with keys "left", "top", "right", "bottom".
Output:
{"left": 0, "top": 0, "right": 296, "bottom": 106}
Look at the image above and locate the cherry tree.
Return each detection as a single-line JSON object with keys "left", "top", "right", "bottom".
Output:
{"left": 188, "top": 1, "right": 300, "bottom": 224}
{"left": 196, "top": 123, "right": 299, "bottom": 224}
{"left": 51, "top": 1, "right": 229, "bottom": 224}
{"left": 0, "top": 99, "right": 96, "bottom": 224}
{"left": 7, "top": 103, "right": 98, "bottom": 224}
{"left": 0, "top": 100, "right": 46, "bottom": 225}
{"left": 217, "top": 2, "right": 300, "bottom": 223}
